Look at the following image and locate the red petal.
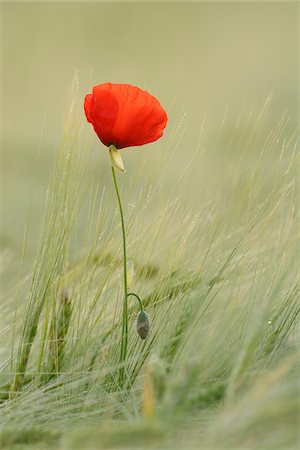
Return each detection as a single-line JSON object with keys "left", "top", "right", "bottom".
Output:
{"left": 84, "top": 83, "right": 167, "bottom": 149}
{"left": 84, "top": 94, "right": 93, "bottom": 124}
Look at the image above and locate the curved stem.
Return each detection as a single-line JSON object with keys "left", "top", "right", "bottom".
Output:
{"left": 111, "top": 166, "right": 128, "bottom": 385}
{"left": 127, "top": 292, "right": 144, "bottom": 312}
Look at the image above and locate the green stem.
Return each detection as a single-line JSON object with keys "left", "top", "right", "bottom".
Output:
{"left": 127, "top": 292, "right": 143, "bottom": 312}
{"left": 111, "top": 166, "right": 128, "bottom": 385}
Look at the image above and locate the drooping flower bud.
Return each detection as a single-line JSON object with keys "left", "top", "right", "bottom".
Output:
{"left": 109, "top": 144, "right": 125, "bottom": 173}
{"left": 137, "top": 310, "right": 150, "bottom": 340}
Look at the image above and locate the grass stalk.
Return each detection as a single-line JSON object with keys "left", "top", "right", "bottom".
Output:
{"left": 43, "top": 289, "right": 72, "bottom": 383}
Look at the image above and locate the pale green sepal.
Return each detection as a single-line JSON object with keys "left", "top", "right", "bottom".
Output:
{"left": 109, "top": 144, "right": 125, "bottom": 173}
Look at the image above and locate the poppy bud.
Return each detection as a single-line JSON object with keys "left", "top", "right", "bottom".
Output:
{"left": 109, "top": 144, "right": 125, "bottom": 173}
{"left": 137, "top": 310, "right": 150, "bottom": 340}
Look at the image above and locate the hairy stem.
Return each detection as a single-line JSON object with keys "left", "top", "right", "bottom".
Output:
{"left": 111, "top": 166, "right": 128, "bottom": 386}
{"left": 127, "top": 292, "right": 144, "bottom": 312}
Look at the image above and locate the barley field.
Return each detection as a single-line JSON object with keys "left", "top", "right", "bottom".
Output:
{"left": 0, "top": 3, "right": 299, "bottom": 449}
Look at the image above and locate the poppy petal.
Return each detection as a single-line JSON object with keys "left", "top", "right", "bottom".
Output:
{"left": 84, "top": 83, "right": 167, "bottom": 150}
{"left": 109, "top": 84, "right": 167, "bottom": 149}
{"left": 84, "top": 94, "right": 93, "bottom": 124}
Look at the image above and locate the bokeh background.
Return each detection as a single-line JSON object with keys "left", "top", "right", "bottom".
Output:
{"left": 1, "top": 1, "right": 298, "bottom": 284}
{"left": 0, "top": 5, "right": 299, "bottom": 448}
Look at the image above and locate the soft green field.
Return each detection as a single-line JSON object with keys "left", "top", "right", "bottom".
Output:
{"left": 0, "top": 3, "right": 299, "bottom": 450}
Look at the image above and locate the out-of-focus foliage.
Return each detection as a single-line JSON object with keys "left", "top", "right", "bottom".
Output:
{"left": 0, "top": 3, "right": 298, "bottom": 450}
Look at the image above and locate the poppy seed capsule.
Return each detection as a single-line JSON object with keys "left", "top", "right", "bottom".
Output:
{"left": 137, "top": 311, "right": 150, "bottom": 340}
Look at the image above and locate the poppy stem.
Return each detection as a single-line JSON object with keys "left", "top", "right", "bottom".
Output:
{"left": 127, "top": 292, "right": 144, "bottom": 312}
{"left": 111, "top": 166, "right": 128, "bottom": 386}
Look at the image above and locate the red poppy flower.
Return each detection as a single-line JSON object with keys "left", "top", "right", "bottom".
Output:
{"left": 84, "top": 83, "right": 168, "bottom": 149}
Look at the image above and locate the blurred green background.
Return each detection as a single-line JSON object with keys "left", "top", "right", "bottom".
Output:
{"left": 1, "top": 1, "right": 298, "bottom": 279}
{"left": 0, "top": 6, "right": 299, "bottom": 448}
